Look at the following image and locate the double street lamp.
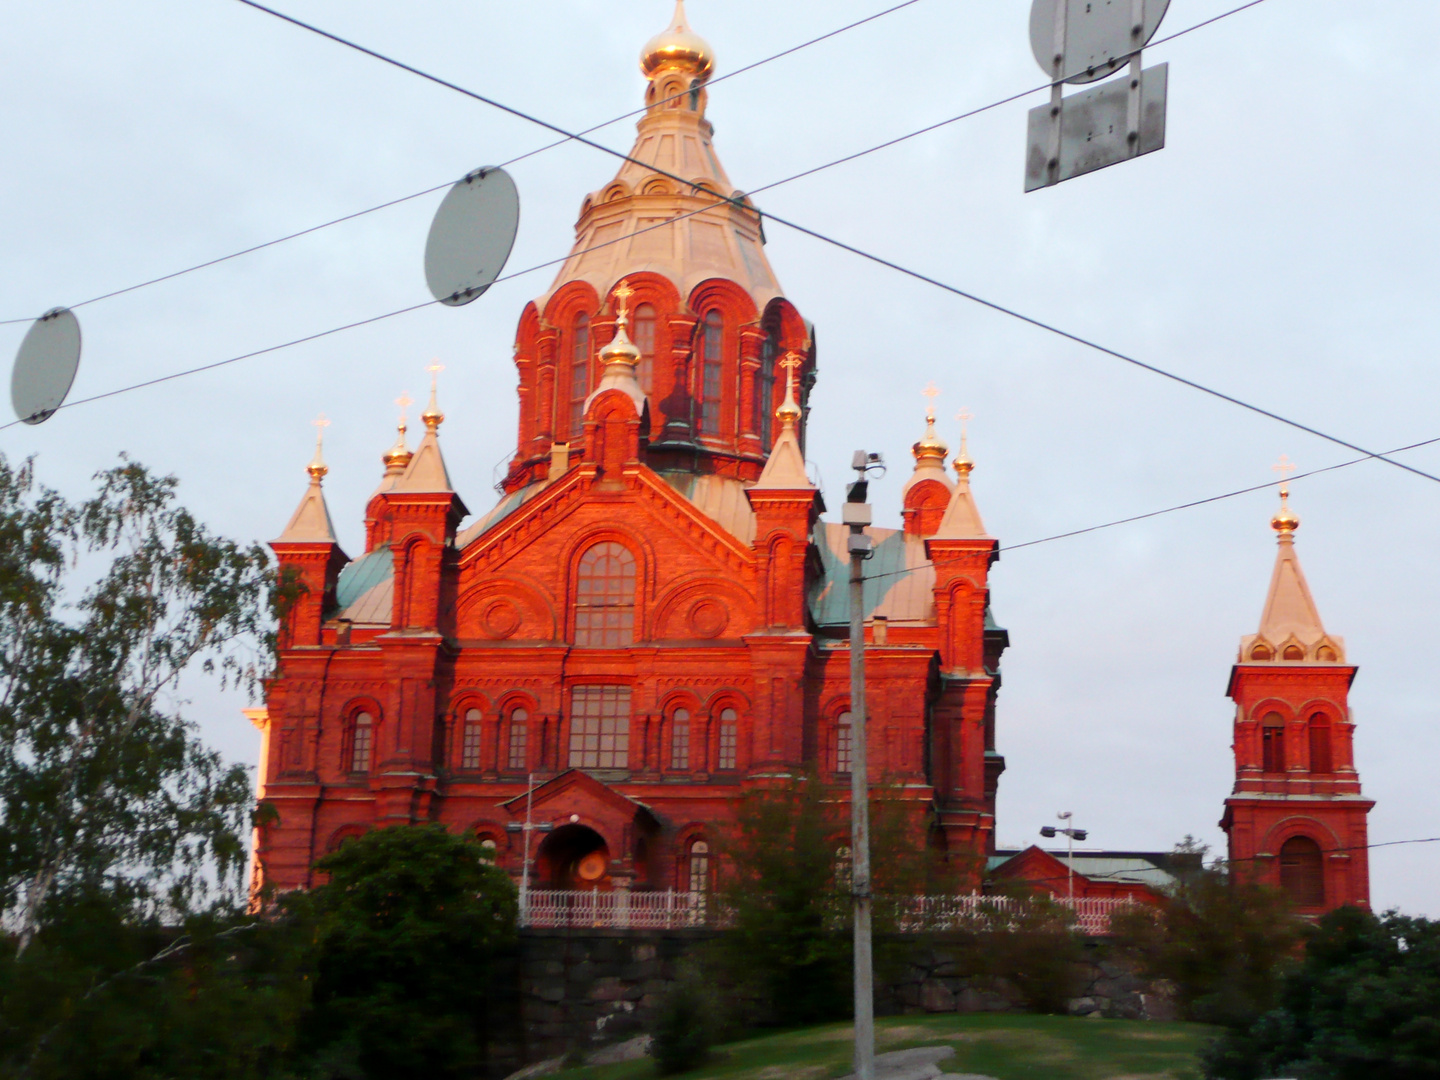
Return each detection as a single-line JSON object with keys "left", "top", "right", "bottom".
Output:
{"left": 1039, "top": 811, "right": 1088, "bottom": 902}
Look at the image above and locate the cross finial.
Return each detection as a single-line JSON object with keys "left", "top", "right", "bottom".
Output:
{"left": 396, "top": 393, "right": 413, "bottom": 423}
{"left": 775, "top": 352, "right": 804, "bottom": 428}
{"left": 1272, "top": 453, "right": 1296, "bottom": 494}
{"left": 613, "top": 279, "right": 635, "bottom": 327}
{"left": 423, "top": 361, "right": 446, "bottom": 432}
{"left": 308, "top": 413, "right": 330, "bottom": 481}
{"left": 922, "top": 382, "right": 940, "bottom": 421}
{"left": 953, "top": 409, "right": 974, "bottom": 475}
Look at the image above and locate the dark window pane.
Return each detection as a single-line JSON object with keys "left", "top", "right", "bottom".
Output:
{"left": 568, "top": 686, "right": 631, "bottom": 769}
{"left": 574, "top": 542, "right": 636, "bottom": 647}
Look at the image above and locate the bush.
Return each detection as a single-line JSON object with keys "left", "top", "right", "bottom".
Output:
{"left": 1202, "top": 906, "right": 1440, "bottom": 1080}
{"left": 983, "top": 895, "right": 1084, "bottom": 1013}
{"left": 649, "top": 980, "right": 714, "bottom": 1075}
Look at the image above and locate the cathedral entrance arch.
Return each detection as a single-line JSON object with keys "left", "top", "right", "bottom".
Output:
{"left": 538, "top": 823, "right": 611, "bottom": 888}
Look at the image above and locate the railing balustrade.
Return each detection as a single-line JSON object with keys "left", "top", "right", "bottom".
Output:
{"left": 518, "top": 889, "right": 1136, "bottom": 935}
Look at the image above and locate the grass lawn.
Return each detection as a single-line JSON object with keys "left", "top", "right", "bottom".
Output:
{"left": 550, "top": 1013, "right": 1217, "bottom": 1080}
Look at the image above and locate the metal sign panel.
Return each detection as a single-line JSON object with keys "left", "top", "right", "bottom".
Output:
{"left": 424, "top": 166, "right": 520, "bottom": 307}
{"left": 1024, "top": 63, "right": 1168, "bottom": 190}
{"left": 11, "top": 307, "right": 81, "bottom": 424}
{"left": 1030, "top": 0, "right": 1171, "bottom": 83}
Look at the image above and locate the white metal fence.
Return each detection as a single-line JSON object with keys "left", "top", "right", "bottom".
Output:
{"left": 518, "top": 889, "right": 1137, "bottom": 935}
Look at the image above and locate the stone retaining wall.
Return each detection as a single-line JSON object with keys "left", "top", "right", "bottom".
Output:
{"left": 506, "top": 929, "right": 1175, "bottom": 1070}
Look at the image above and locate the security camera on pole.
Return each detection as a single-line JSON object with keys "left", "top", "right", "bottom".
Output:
{"left": 845, "top": 449, "right": 884, "bottom": 1080}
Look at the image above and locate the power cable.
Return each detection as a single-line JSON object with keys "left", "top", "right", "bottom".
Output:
{"left": 233, "top": 0, "right": 1440, "bottom": 487}
{"left": 0, "top": 0, "right": 923, "bottom": 327}
{"left": 857, "top": 433, "right": 1440, "bottom": 586}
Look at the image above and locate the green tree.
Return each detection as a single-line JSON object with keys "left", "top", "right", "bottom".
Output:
{"left": 712, "top": 774, "right": 853, "bottom": 1028}
{"left": 294, "top": 824, "right": 519, "bottom": 1080}
{"left": 0, "top": 454, "right": 276, "bottom": 953}
{"left": 1203, "top": 906, "right": 1440, "bottom": 1080}
{"left": 1111, "top": 839, "right": 1303, "bottom": 1027}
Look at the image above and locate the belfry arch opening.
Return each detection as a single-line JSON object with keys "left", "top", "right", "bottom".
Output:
{"left": 537, "top": 824, "right": 611, "bottom": 889}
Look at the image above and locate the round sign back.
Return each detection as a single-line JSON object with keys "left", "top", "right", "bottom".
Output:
{"left": 424, "top": 166, "right": 521, "bottom": 306}
{"left": 11, "top": 307, "right": 81, "bottom": 425}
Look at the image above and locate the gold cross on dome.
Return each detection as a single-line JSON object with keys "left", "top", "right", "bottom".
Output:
{"left": 396, "top": 392, "right": 413, "bottom": 423}
{"left": 1273, "top": 453, "right": 1296, "bottom": 495}
{"left": 956, "top": 408, "right": 973, "bottom": 430}
{"left": 780, "top": 352, "right": 803, "bottom": 373}
{"left": 427, "top": 360, "right": 445, "bottom": 379}
{"left": 313, "top": 412, "right": 330, "bottom": 432}
{"left": 613, "top": 279, "right": 635, "bottom": 324}
{"left": 922, "top": 382, "right": 940, "bottom": 420}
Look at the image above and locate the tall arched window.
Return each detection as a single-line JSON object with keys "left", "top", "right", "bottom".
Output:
{"left": 700, "top": 311, "right": 723, "bottom": 435}
{"left": 507, "top": 707, "right": 529, "bottom": 771}
{"left": 348, "top": 711, "right": 374, "bottom": 774}
{"left": 574, "top": 541, "right": 636, "bottom": 647}
{"left": 1261, "top": 712, "right": 1286, "bottom": 773}
{"left": 568, "top": 312, "right": 591, "bottom": 438}
{"left": 717, "top": 707, "right": 738, "bottom": 770}
{"left": 1309, "top": 713, "right": 1333, "bottom": 774}
{"left": 478, "top": 837, "right": 498, "bottom": 864}
{"left": 1279, "top": 835, "right": 1325, "bottom": 907}
{"left": 835, "top": 710, "right": 854, "bottom": 774}
{"left": 756, "top": 330, "right": 776, "bottom": 446}
{"left": 670, "top": 708, "right": 690, "bottom": 770}
{"left": 633, "top": 303, "right": 657, "bottom": 395}
{"left": 460, "top": 707, "right": 483, "bottom": 771}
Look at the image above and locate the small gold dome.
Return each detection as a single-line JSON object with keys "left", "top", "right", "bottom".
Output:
{"left": 953, "top": 449, "right": 974, "bottom": 480}
{"left": 1272, "top": 487, "right": 1300, "bottom": 534}
{"left": 641, "top": 1, "right": 714, "bottom": 82}
{"left": 383, "top": 421, "right": 412, "bottom": 471}
{"left": 912, "top": 415, "right": 948, "bottom": 464}
{"left": 600, "top": 322, "right": 642, "bottom": 366}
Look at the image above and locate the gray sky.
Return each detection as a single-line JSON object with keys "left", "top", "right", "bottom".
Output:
{"left": 3, "top": 0, "right": 1437, "bottom": 914}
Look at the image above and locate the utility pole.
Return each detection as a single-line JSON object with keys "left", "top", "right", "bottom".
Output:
{"left": 845, "top": 450, "right": 883, "bottom": 1080}
{"left": 507, "top": 772, "right": 552, "bottom": 925}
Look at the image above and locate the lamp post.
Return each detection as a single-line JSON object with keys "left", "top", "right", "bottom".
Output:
{"left": 845, "top": 449, "right": 884, "bottom": 1080}
{"left": 1040, "top": 812, "right": 1087, "bottom": 903}
{"left": 506, "top": 772, "right": 553, "bottom": 924}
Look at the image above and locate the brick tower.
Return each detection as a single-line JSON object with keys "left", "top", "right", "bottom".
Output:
{"left": 1221, "top": 483, "right": 1372, "bottom": 912}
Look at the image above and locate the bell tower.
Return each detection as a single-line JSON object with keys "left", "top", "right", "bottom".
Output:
{"left": 1221, "top": 478, "right": 1373, "bottom": 913}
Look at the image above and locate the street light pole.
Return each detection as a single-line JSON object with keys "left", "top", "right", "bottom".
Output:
{"left": 1040, "top": 812, "right": 1087, "bottom": 908}
{"left": 845, "top": 450, "right": 882, "bottom": 1080}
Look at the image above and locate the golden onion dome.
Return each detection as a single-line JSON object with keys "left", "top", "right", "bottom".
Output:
{"left": 1271, "top": 487, "right": 1300, "bottom": 534}
{"left": 382, "top": 422, "right": 412, "bottom": 471}
{"left": 953, "top": 450, "right": 974, "bottom": 480}
{"left": 640, "top": 1, "right": 715, "bottom": 82}
{"left": 912, "top": 415, "right": 948, "bottom": 464}
{"left": 600, "top": 322, "right": 642, "bottom": 366}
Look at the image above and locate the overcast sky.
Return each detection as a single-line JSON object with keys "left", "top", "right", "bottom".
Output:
{"left": 3, "top": 0, "right": 1437, "bottom": 914}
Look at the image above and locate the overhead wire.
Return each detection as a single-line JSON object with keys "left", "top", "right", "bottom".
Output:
{"left": 0, "top": 0, "right": 1288, "bottom": 432}
{"left": 230, "top": 0, "right": 1440, "bottom": 488}
{"left": 855, "top": 433, "right": 1440, "bottom": 586}
{"left": 0, "top": 0, "right": 924, "bottom": 328}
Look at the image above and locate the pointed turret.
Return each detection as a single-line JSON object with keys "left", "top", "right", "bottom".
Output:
{"left": 277, "top": 419, "right": 339, "bottom": 543}
{"left": 1240, "top": 485, "right": 1343, "bottom": 663}
{"left": 930, "top": 416, "right": 989, "bottom": 541}
{"left": 394, "top": 364, "right": 459, "bottom": 496}
{"left": 584, "top": 281, "right": 649, "bottom": 418}
{"left": 752, "top": 353, "right": 812, "bottom": 491}
{"left": 374, "top": 396, "right": 413, "bottom": 497}
{"left": 272, "top": 417, "right": 349, "bottom": 648}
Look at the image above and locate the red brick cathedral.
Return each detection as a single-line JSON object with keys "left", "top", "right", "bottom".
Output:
{"left": 252, "top": 4, "right": 1372, "bottom": 915}
{"left": 256, "top": 4, "right": 1006, "bottom": 897}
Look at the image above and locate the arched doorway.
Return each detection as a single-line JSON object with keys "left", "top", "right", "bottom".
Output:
{"left": 537, "top": 824, "right": 611, "bottom": 889}
{"left": 1279, "top": 835, "right": 1325, "bottom": 908}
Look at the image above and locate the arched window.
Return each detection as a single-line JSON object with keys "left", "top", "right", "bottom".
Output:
{"left": 478, "top": 837, "right": 498, "bottom": 864}
{"left": 1279, "top": 835, "right": 1325, "bottom": 907}
{"left": 1317, "top": 644, "right": 1338, "bottom": 662}
{"left": 1250, "top": 643, "right": 1274, "bottom": 660}
{"left": 835, "top": 710, "right": 854, "bottom": 774}
{"left": 717, "top": 707, "right": 738, "bottom": 770}
{"left": 1283, "top": 644, "right": 1305, "bottom": 661}
{"left": 756, "top": 330, "right": 776, "bottom": 446}
{"left": 574, "top": 541, "right": 636, "bottom": 647}
{"left": 688, "top": 840, "right": 710, "bottom": 895}
{"left": 1261, "top": 712, "right": 1286, "bottom": 773}
{"left": 1309, "top": 713, "right": 1333, "bottom": 774}
{"left": 348, "top": 711, "right": 374, "bottom": 774}
{"left": 568, "top": 312, "right": 591, "bottom": 438}
{"left": 633, "top": 303, "right": 657, "bottom": 395}
{"left": 670, "top": 708, "right": 690, "bottom": 770}
{"left": 460, "top": 707, "right": 483, "bottom": 771}
{"left": 700, "top": 311, "right": 723, "bottom": 435}
{"left": 507, "top": 707, "right": 529, "bottom": 771}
